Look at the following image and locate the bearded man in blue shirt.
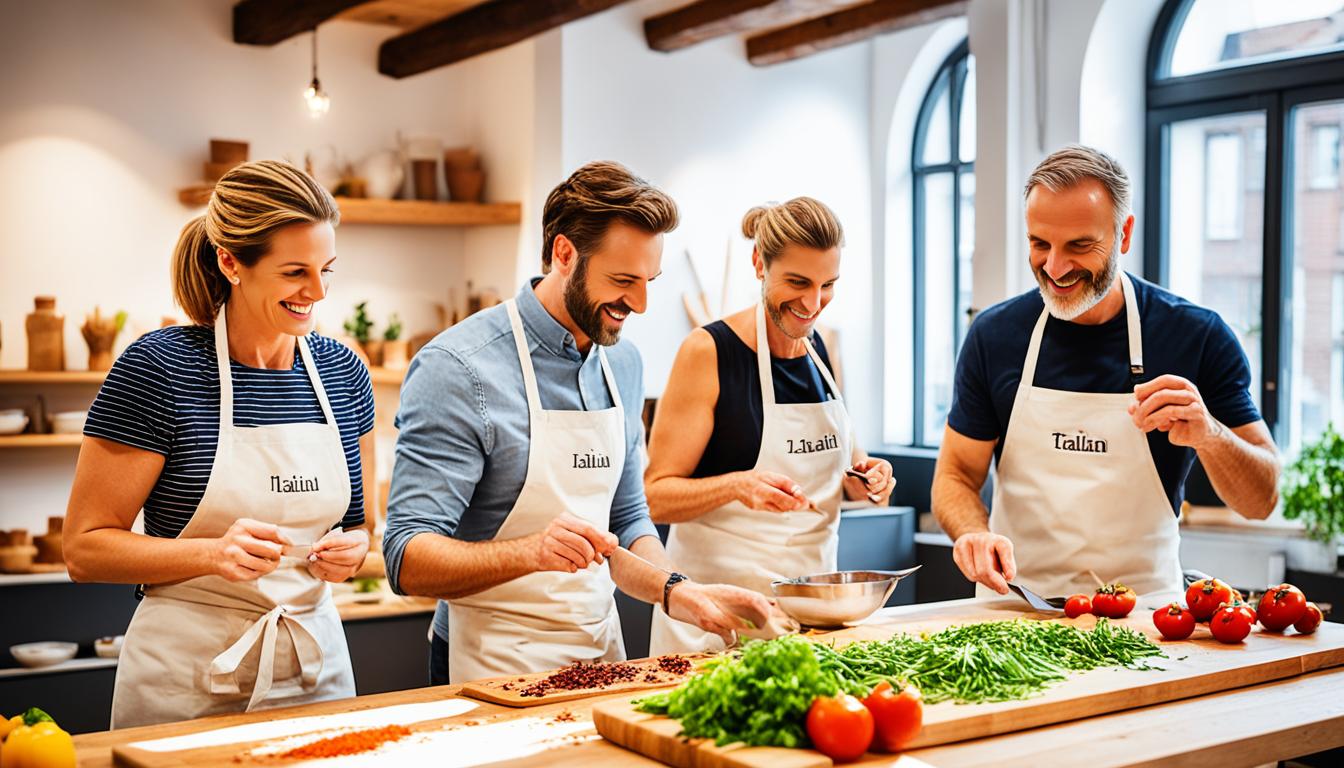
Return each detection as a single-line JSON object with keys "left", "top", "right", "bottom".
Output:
{"left": 385, "top": 161, "right": 772, "bottom": 684}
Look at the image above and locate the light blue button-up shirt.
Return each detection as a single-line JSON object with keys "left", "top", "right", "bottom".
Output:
{"left": 384, "top": 279, "right": 658, "bottom": 642}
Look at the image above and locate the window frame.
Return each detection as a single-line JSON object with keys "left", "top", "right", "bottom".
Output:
{"left": 910, "top": 39, "right": 974, "bottom": 448}
{"left": 1145, "top": 0, "right": 1344, "bottom": 445}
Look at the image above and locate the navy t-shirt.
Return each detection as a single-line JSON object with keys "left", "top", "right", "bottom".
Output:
{"left": 947, "top": 274, "right": 1261, "bottom": 514}
{"left": 84, "top": 325, "right": 374, "bottom": 538}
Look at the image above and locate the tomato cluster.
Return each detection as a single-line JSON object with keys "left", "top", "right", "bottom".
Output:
{"left": 1147, "top": 578, "right": 1325, "bottom": 645}
{"left": 1061, "top": 583, "right": 1137, "bottom": 620}
{"left": 805, "top": 681, "right": 924, "bottom": 762}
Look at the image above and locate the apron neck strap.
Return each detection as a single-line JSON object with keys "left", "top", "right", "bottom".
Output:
{"left": 1021, "top": 271, "right": 1144, "bottom": 389}
{"left": 212, "top": 304, "right": 338, "bottom": 432}
{"left": 505, "top": 299, "right": 544, "bottom": 412}
{"left": 213, "top": 305, "right": 234, "bottom": 430}
{"left": 754, "top": 302, "right": 842, "bottom": 404}
{"left": 594, "top": 344, "right": 623, "bottom": 416}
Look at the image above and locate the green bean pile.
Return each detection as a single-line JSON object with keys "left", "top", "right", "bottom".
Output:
{"left": 815, "top": 618, "right": 1165, "bottom": 704}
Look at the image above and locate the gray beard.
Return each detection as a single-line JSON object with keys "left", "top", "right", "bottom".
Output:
{"left": 1036, "top": 248, "right": 1120, "bottom": 321}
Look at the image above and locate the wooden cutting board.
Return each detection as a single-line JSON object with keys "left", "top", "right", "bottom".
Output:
{"left": 593, "top": 598, "right": 1344, "bottom": 768}
{"left": 460, "top": 653, "right": 710, "bottom": 708}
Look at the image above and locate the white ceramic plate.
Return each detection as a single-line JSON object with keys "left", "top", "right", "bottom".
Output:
{"left": 11, "top": 641, "right": 78, "bottom": 668}
{"left": 94, "top": 635, "right": 124, "bottom": 659}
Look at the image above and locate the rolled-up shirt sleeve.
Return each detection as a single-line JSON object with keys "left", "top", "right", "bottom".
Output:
{"left": 608, "top": 350, "right": 659, "bottom": 550}
{"left": 383, "top": 346, "right": 488, "bottom": 595}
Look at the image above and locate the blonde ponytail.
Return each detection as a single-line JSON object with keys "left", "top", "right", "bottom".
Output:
{"left": 170, "top": 160, "right": 339, "bottom": 326}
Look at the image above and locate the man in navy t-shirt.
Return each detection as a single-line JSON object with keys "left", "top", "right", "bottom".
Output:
{"left": 931, "top": 145, "right": 1280, "bottom": 599}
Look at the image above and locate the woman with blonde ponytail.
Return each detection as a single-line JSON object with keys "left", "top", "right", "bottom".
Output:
{"left": 65, "top": 160, "right": 375, "bottom": 727}
{"left": 646, "top": 197, "right": 895, "bottom": 654}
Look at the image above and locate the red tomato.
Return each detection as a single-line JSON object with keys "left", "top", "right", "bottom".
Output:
{"left": 1257, "top": 584, "right": 1307, "bottom": 631}
{"left": 1210, "top": 604, "right": 1254, "bottom": 644}
{"left": 1186, "top": 578, "right": 1233, "bottom": 621}
{"left": 807, "top": 694, "right": 874, "bottom": 762}
{"left": 1152, "top": 602, "right": 1195, "bottom": 640}
{"left": 1064, "top": 594, "right": 1092, "bottom": 619}
{"left": 862, "top": 681, "right": 923, "bottom": 753}
{"left": 1092, "top": 584, "right": 1136, "bottom": 619}
{"left": 1294, "top": 602, "right": 1323, "bottom": 635}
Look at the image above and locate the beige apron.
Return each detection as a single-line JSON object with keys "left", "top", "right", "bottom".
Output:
{"left": 982, "top": 272, "right": 1182, "bottom": 599}
{"left": 445, "top": 299, "right": 627, "bottom": 683}
{"left": 649, "top": 302, "right": 853, "bottom": 654}
{"left": 111, "top": 306, "right": 356, "bottom": 728}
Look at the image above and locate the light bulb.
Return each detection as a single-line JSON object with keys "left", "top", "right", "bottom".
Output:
{"left": 304, "top": 79, "right": 330, "bottom": 117}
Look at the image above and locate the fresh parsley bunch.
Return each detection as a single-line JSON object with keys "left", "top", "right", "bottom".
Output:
{"left": 636, "top": 636, "right": 850, "bottom": 747}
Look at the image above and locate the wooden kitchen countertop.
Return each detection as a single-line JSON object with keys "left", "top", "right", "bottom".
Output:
{"left": 72, "top": 599, "right": 1344, "bottom": 768}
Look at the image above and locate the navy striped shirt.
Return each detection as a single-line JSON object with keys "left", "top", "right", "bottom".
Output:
{"left": 85, "top": 325, "right": 374, "bottom": 538}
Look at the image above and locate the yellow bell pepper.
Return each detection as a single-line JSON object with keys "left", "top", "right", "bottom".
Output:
{"left": 0, "top": 709, "right": 76, "bottom": 768}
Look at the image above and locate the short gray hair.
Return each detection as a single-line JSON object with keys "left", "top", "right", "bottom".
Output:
{"left": 1024, "top": 145, "right": 1131, "bottom": 235}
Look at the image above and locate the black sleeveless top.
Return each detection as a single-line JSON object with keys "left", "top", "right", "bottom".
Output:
{"left": 690, "top": 320, "right": 836, "bottom": 478}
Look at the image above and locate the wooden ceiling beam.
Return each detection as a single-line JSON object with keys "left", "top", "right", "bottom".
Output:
{"left": 644, "top": 1, "right": 858, "bottom": 53}
{"left": 233, "top": 0, "right": 371, "bottom": 45}
{"left": 379, "top": 0, "right": 632, "bottom": 78}
{"left": 746, "top": 0, "right": 967, "bottom": 66}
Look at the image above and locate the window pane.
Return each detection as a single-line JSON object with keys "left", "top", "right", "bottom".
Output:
{"left": 1166, "top": 112, "right": 1266, "bottom": 409}
{"left": 922, "top": 172, "right": 956, "bottom": 445}
{"left": 958, "top": 56, "right": 976, "bottom": 163}
{"left": 1288, "top": 100, "right": 1344, "bottom": 449}
{"left": 920, "top": 76, "right": 951, "bottom": 166}
{"left": 957, "top": 170, "right": 976, "bottom": 343}
{"left": 1167, "top": 0, "right": 1344, "bottom": 78}
{"left": 1205, "top": 133, "right": 1243, "bottom": 240}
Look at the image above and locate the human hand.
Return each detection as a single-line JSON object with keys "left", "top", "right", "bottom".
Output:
{"left": 951, "top": 531, "right": 1017, "bottom": 594}
{"left": 213, "top": 518, "right": 291, "bottom": 582}
{"left": 306, "top": 528, "right": 370, "bottom": 583}
{"left": 531, "top": 512, "right": 618, "bottom": 574}
{"left": 735, "top": 470, "right": 810, "bottom": 512}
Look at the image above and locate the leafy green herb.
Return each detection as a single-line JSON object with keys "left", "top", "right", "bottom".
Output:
{"left": 635, "top": 636, "right": 845, "bottom": 747}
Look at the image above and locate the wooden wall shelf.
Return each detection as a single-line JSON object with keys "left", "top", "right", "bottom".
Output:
{"left": 0, "top": 434, "right": 82, "bottom": 448}
{"left": 0, "top": 370, "right": 107, "bottom": 384}
{"left": 178, "top": 186, "right": 520, "bottom": 227}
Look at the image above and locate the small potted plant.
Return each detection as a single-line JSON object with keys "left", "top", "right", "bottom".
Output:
{"left": 1281, "top": 423, "right": 1344, "bottom": 573}
{"left": 343, "top": 301, "right": 381, "bottom": 367}
{"left": 381, "top": 313, "right": 409, "bottom": 370}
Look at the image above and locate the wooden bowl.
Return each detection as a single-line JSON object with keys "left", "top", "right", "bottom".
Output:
{"left": 0, "top": 545, "right": 37, "bottom": 573}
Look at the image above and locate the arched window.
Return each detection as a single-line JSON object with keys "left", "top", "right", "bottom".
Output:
{"left": 1146, "top": 0, "right": 1344, "bottom": 450}
{"left": 910, "top": 40, "right": 975, "bottom": 447}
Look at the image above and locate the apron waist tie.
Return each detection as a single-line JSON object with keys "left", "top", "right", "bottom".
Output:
{"left": 208, "top": 605, "right": 323, "bottom": 712}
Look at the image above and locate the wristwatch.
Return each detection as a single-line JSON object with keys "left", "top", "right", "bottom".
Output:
{"left": 662, "top": 572, "right": 689, "bottom": 614}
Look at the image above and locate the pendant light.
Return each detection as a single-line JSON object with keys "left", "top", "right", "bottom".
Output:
{"left": 303, "top": 27, "right": 330, "bottom": 118}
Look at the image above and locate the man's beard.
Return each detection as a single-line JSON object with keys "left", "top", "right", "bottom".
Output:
{"left": 762, "top": 284, "right": 814, "bottom": 341}
{"left": 563, "top": 257, "right": 630, "bottom": 346}
{"left": 1035, "top": 246, "right": 1120, "bottom": 321}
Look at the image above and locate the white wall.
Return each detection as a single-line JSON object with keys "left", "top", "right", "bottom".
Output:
{"left": 555, "top": 0, "right": 881, "bottom": 442}
{"left": 0, "top": 0, "right": 533, "bottom": 532}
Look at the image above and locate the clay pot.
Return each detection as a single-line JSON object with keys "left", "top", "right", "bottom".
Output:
{"left": 411, "top": 159, "right": 439, "bottom": 201}
{"left": 204, "top": 161, "right": 240, "bottom": 182}
{"left": 26, "top": 296, "right": 64, "bottom": 372}
{"left": 210, "top": 139, "right": 249, "bottom": 165}
{"left": 382, "top": 339, "right": 410, "bottom": 370}
{"left": 447, "top": 168, "right": 485, "bottom": 203}
{"left": 442, "top": 147, "right": 479, "bottom": 172}
{"left": 34, "top": 532, "right": 62, "bottom": 565}
{"left": 361, "top": 340, "right": 384, "bottom": 367}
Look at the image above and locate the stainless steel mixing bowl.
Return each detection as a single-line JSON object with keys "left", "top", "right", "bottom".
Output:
{"left": 770, "top": 567, "right": 921, "bottom": 628}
